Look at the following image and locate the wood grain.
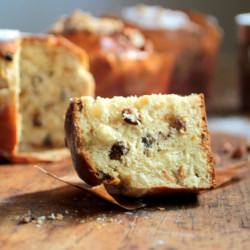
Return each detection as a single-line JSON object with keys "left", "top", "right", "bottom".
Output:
{"left": 0, "top": 133, "right": 250, "bottom": 250}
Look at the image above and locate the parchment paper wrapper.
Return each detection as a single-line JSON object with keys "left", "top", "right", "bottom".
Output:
{"left": 36, "top": 166, "right": 145, "bottom": 210}
{"left": 35, "top": 159, "right": 250, "bottom": 210}
{"left": 214, "top": 160, "right": 249, "bottom": 187}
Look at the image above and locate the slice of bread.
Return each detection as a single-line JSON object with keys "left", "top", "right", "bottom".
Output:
{"left": 65, "top": 94, "right": 215, "bottom": 197}
{"left": 0, "top": 32, "right": 95, "bottom": 160}
{"left": 19, "top": 35, "right": 94, "bottom": 152}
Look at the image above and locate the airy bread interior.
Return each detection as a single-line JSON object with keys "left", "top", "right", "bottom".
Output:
{"left": 69, "top": 94, "right": 214, "bottom": 196}
{"left": 19, "top": 37, "right": 94, "bottom": 151}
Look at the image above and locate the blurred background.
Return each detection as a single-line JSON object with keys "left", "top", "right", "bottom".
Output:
{"left": 0, "top": 0, "right": 250, "bottom": 113}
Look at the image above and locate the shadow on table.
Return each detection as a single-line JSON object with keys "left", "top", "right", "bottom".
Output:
{"left": 0, "top": 184, "right": 199, "bottom": 223}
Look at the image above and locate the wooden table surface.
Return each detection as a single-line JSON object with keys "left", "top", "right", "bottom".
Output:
{"left": 0, "top": 133, "right": 250, "bottom": 250}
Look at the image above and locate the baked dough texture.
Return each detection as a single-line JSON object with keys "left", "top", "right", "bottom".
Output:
{"left": 65, "top": 94, "right": 215, "bottom": 197}
{"left": 0, "top": 32, "right": 95, "bottom": 159}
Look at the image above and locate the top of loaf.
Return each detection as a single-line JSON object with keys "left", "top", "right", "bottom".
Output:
{"left": 121, "top": 5, "right": 199, "bottom": 31}
{"left": 51, "top": 10, "right": 124, "bottom": 34}
{"left": 22, "top": 34, "right": 90, "bottom": 68}
{"left": 50, "top": 10, "right": 150, "bottom": 51}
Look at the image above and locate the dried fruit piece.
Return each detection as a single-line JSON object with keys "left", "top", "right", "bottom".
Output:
{"left": 42, "top": 134, "right": 53, "bottom": 147}
{"left": 32, "top": 112, "right": 43, "bottom": 127}
{"left": 169, "top": 116, "right": 186, "bottom": 133}
{"left": 142, "top": 134, "right": 155, "bottom": 148}
{"left": 109, "top": 141, "right": 130, "bottom": 160}
{"left": 3, "top": 53, "right": 13, "bottom": 61}
{"left": 122, "top": 108, "right": 141, "bottom": 125}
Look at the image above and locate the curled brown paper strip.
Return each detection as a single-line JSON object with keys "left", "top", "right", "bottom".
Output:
{"left": 35, "top": 166, "right": 145, "bottom": 210}
{"left": 35, "top": 159, "right": 250, "bottom": 210}
{"left": 214, "top": 160, "right": 250, "bottom": 187}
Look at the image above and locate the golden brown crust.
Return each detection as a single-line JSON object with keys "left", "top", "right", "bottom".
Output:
{"left": 50, "top": 10, "right": 124, "bottom": 35}
{"left": 65, "top": 98, "right": 102, "bottom": 185}
{"left": 0, "top": 36, "right": 20, "bottom": 158}
{"left": 199, "top": 93, "right": 215, "bottom": 187}
{"left": 0, "top": 97, "right": 18, "bottom": 157}
{"left": 105, "top": 8, "right": 222, "bottom": 99}
{"left": 22, "top": 34, "right": 90, "bottom": 69}
{"left": 107, "top": 8, "right": 222, "bottom": 54}
{"left": 185, "top": 10, "right": 222, "bottom": 54}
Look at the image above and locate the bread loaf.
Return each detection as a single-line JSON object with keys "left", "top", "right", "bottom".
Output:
{"left": 50, "top": 10, "right": 173, "bottom": 97}
{"left": 108, "top": 5, "right": 222, "bottom": 99}
{"left": 0, "top": 31, "right": 95, "bottom": 160}
{"left": 65, "top": 94, "right": 215, "bottom": 197}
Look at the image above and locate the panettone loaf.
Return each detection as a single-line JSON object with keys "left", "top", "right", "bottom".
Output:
{"left": 65, "top": 94, "right": 215, "bottom": 197}
{"left": 50, "top": 10, "right": 173, "bottom": 97}
{"left": 0, "top": 33, "right": 95, "bottom": 160}
{"left": 110, "top": 5, "right": 222, "bottom": 100}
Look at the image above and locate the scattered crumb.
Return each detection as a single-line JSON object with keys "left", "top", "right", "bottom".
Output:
{"left": 56, "top": 213, "right": 64, "bottom": 221}
{"left": 36, "top": 216, "right": 46, "bottom": 225}
{"left": 157, "top": 207, "right": 166, "bottom": 211}
{"left": 154, "top": 239, "right": 165, "bottom": 246}
{"left": 17, "top": 210, "right": 35, "bottom": 224}
{"left": 48, "top": 213, "right": 56, "bottom": 220}
{"left": 80, "top": 219, "right": 85, "bottom": 224}
{"left": 124, "top": 212, "right": 133, "bottom": 216}
{"left": 14, "top": 215, "right": 20, "bottom": 221}
{"left": 16, "top": 210, "right": 65, "bottom": 226}
{"left": 65, "top": 210, "right": 69, "bottom": 214}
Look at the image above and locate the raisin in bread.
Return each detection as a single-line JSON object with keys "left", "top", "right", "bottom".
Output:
{"left": 0, "top": 30, "right": 21, "bottom": 158}
{"left": 65, "top": 94, "right": 215, "bottom": 197}
{"left": 50, "top": 10, "right": 173, "bottom": 97}
{"left": 0, "top": 33, "right": 95, "bottom": 160}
